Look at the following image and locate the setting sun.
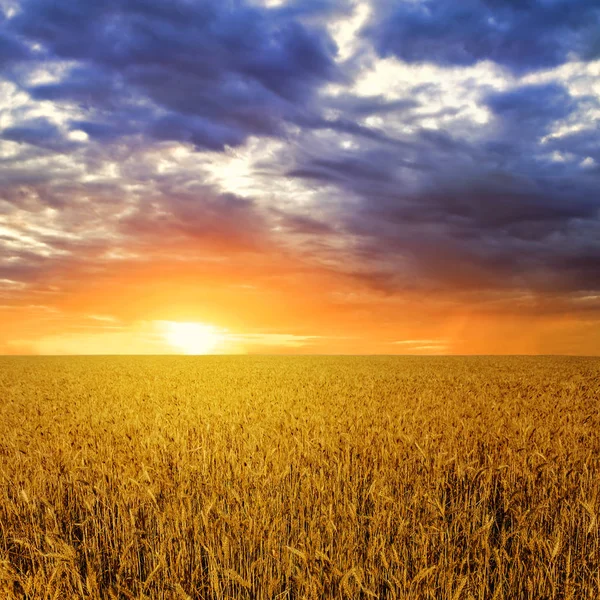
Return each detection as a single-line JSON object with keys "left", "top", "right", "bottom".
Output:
{"left": 161, "top": 321, "right": 225, "bottom": 355}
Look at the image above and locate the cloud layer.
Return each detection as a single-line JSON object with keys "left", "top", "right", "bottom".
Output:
{"left": 1, "top": 0, "right": 600, "bottom": 352}
{"left": 366, "top": 0, "right": 600, "bottom": 72}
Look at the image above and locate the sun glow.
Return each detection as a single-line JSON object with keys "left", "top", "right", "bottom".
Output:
{"left": 162, "top": 321, "right": 225, "bottom": 355}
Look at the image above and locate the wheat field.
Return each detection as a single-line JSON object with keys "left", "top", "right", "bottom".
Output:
{"left": 0, "top": 356, "right": 598, "bottom": 599}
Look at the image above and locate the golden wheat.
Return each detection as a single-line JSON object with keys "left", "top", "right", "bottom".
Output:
{"left": 0, "top": 356, "right": 598, "bottom": 599}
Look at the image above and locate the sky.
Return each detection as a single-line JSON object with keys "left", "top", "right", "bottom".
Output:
{"left": 0, "top": 0, "right": 599, "bottom": 355}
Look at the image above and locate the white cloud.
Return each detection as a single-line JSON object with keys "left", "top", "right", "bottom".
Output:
{"left": 328, "top": 1, "right": 371, "bottom": 62}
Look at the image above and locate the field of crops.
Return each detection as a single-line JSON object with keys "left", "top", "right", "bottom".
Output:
{"left": 0, "top": 356, "right": 598, "bottom": 599}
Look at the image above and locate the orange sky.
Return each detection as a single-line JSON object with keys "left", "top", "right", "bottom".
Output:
{"left": 2, "top": 246, "right": 599, "bottom": 355}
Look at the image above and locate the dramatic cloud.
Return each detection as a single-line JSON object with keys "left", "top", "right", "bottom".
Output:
{"left": 1, "top": 0, "right": 599, "bottom": 353}
{"left": 365, "top": 0, "right": 600, "bottom": 73}
{"left": 6, "top": 0, "right": 345, "bottom": 150}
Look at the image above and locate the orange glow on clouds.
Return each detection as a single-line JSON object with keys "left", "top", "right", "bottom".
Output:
{"left": 2, "top": 252, "right": 600, "bottom": 356}
{"left": 1, "top": 212, "right": 599, "bottom": 357}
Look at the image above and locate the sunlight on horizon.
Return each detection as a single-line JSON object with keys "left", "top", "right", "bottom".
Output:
{"left": 161, "top": 321, "right": 226, "bottom": 355}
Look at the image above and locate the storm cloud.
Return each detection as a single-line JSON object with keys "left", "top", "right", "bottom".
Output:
{"left": 365, "top": 0, "right": 600, "bottom": 73}
{"left": 5, "top": 0, "right": 345, "bottom": 150}
{"left": 1, "top": 0, "right": 599, "bottom": 322}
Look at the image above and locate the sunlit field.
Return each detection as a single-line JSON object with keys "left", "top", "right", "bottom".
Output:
{"left": 0, "top": 356, "right": 599, "bottom": 599}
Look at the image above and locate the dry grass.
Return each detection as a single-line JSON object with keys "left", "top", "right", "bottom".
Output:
{"left": 0, "top": 355, "right": 599, "bottom": 599}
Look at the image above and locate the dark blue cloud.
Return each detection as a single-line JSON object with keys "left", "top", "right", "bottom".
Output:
{"left": 486, "top": 83, "right": 576, "bottom": 133}
{"left": 6, "top": 0, "right": 343, "bottom": 150}
{"left": 546, "top": 127, "right": 600, "bottom": 165}
{"left": 286, "top": 78, "right": 600, "bottom": 294}
{"left": 365, "top": 0, "right": 600, "bottom": 72}
{"left": 29, "top": 66, "right": 123, "bottom": 109}
{"left": 0, "top": 29, "right": 31, "bottom": 69}
{"left": 2, "top": 118, "right": 79, "bottom": 152}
